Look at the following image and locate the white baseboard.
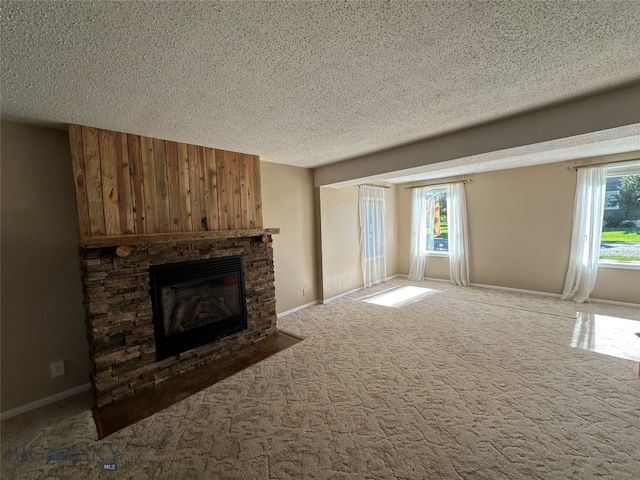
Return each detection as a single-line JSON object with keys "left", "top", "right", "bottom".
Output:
{"left": 277, "top": 300, "right": 319, "bottom": 318}
{"left": 422, "top": 276, "right": 453, "bottom": 284}
{"left": 468, "top": 282, "right": 640, "bottom": 307}
{"left": 385, "top": 274, "right": 405, "bottom": 280}
{"left": 321, "top": 274, "right": 407, "bottom": 304}
{"left": 1, "top": 383, "right": 91, "bottom": 422}
{"left": 590, "top": 297, "right": 640, "bottom": 308}
{"left": 322, "top": 286, "right": 363, "bottom": 304}
{"left": 469, "top": 282, "right": 561, "bottom": 298}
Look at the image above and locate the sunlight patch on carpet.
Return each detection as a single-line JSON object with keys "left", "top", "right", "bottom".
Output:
{"left": 363, "top": 286, "right": 438, "bottom": 308}
{"left": 571, "top": 313, "right": 640, "bottom": 361}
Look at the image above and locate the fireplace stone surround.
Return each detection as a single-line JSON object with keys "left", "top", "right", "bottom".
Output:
{"left": 79, "top": 234, "right": 277, "bottom": 408}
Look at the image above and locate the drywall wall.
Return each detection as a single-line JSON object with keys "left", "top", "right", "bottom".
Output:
{"left": 465, "top": 162, "right": 575, "bottom": 292}
{"left": 261, "top": 162, "right": 319, "bottom": 313}
{"left": 397, "top": 160, "right": 640, "bottom": 303}
{"left": 319, "top": 186, "right": 363, "bottom": 300}
{"left": 397, "top": 186, "right": 412, "bottom": 275}
{"left": 591, "top": 268, "right": 640, "bottom": 305}
{"left": 385, "top": 185, "right": 399, "bottom": 278}
{"left": 423, "top": 256, "right": 451, "bottom": 280}
{"left": 1, "top": 121, "right": 89, "bottom": 412}
{"left": 319, "top": 185, "right": 398, "bottom": 301}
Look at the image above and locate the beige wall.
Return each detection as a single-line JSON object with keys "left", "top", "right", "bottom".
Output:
{"left": 397, "top": 160, "right": 640, "bottom": 304}
{"left": 261, "top": 162, "right": 319, "bottom": 313}
{"left": 1, "top": 121, "right": 89, "bottom": 412}
{"left": 319, "top": 185, "right": 398, "bottom": 301}
{"left": 385, "top": 185, "right": 399, "bottom": 278}
{"left": 397, "top": 185, "right": 411, "bottom": 274}
{"left": 319, "top": 186, "right": 363, "bottom": 300}
{"left": 424, "top": 256, "right": 451, "bottom": 280}
{"left": 466, "top": 162, "right": 575, "bottom": 292}
{"left": 592, "top": 268, "right": 640, "bottom": 304}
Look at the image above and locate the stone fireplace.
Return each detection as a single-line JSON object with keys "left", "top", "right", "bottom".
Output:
{"left": 68, "top": 124, "right": 279, "bottom": 408}
{"left": 80, "top": 235, "right": 277, "bottom": 408}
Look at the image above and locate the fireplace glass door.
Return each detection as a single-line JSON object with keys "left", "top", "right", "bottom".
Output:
{"left": 149, "top": 255, "right": 247, "bottom": 360}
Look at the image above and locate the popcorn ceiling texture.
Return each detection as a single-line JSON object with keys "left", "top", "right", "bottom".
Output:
{"left": 1, "top": 1, "right": 640, "bottom": 167}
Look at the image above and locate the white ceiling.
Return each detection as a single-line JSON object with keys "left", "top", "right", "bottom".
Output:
{"left": 2, "top": 1, "right": 640, "bottom": 173}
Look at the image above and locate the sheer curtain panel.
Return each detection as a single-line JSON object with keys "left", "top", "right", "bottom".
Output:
{"left": 446, "top": 183, "right": 470, "bottom": 286}
{"left": 408, "top": 187, "right": 428, "bottom": 281}
{"left": 359, "top": 185, "right": 387, "bottom": 288}
{"left": 561, "top": 166, "right": 607, "bottom": 303}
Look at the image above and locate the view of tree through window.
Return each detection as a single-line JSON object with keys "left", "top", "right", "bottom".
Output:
{"left": 601, "top": 172, "right": 640, "bottom": 263}
{"left": 427, "top": 192, "right": 448, "bottom": 252}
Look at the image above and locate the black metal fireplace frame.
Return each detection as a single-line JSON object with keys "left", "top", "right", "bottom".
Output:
{"left": 149, "top": 255, "right": 248, "bottom": 361}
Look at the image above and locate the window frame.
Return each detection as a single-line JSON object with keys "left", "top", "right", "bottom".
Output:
{"left": 598, "top": 162, "right": 640, "bottom": 269}
{"left": 424, "top": 187, "right": 450, "bottom": 256}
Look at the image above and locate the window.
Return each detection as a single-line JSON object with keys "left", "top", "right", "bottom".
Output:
{"left": 359, "top": 185, "right": 386, "bottom": 288}
{"left": 360, "top": 190, "right": 385, "bottom": 260}
{"left": 599, "top": 163, "right": 640, "bottom": 265}
{"left": 426, "top": 190, "right": 448, "bottom": 253}
{"left": 362, "top": 196, "right": 385, "bottom": 259}
{"left": 409, "top": 182, "right": 469, "bottom": 285}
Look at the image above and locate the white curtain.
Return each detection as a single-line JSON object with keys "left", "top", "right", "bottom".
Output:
{"left": 446, "top": 183, "right": 470, "bottom": 286}
{"left": 359, "top": 185, "right": 387, "bottom": 287}
{"left": 561, "top": 166, "right": 607, "bottom": 303}
{"left": 408, "top": 187, "right": 428, "bottom": 281}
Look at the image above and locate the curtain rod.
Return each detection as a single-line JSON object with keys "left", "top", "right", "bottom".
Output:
{"left": 358, "top": 183, "right": 390, "bottom": 189}
{"left": 404, "top": 179, "right": 472, "bottom": 189}
{"left": 567, "top": 158, "right": 640, "bottom": 170}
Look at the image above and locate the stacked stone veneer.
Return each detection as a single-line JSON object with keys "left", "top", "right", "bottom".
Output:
{"left": 80, "top": 236, "right": 277, "bottom": 408}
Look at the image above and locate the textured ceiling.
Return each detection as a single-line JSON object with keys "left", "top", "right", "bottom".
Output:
{"left": 2, "top": 1, "right": 640, "bottom": 169}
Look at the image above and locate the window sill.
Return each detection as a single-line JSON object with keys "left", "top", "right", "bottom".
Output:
{"left": 598, "top": 261, "right": 640, "bottom": 271}
{"left": 426, "top": 251, "right": 449, "bottom": 258}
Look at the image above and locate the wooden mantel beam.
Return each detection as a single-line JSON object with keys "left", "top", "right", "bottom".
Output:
{"left": 80, "top": 228, "right": 280, "bottom": 249}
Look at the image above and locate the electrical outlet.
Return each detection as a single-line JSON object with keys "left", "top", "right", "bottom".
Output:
{"left": 50, "top": 360, "right": 65, "bottom": 378}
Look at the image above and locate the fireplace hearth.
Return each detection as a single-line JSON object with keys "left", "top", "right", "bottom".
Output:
{"left": 149, "top": 255, "right": 247, "bottom": 360}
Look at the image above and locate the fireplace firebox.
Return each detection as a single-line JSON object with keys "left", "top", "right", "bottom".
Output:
{"left": 149, "top": 255, "right": 248, "bottom": 360}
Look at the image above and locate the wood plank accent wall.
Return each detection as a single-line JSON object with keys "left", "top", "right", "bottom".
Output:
{"left": 68, "top": 125, "right": 263, "bottom": 237}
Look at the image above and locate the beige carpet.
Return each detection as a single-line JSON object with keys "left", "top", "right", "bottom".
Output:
{"left": 2, "top": 278, "right": 640, "bottom": 479}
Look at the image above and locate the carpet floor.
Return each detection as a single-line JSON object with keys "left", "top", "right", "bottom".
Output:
{"left": 2, "top": 279, "right": 639, "bottom": 479}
